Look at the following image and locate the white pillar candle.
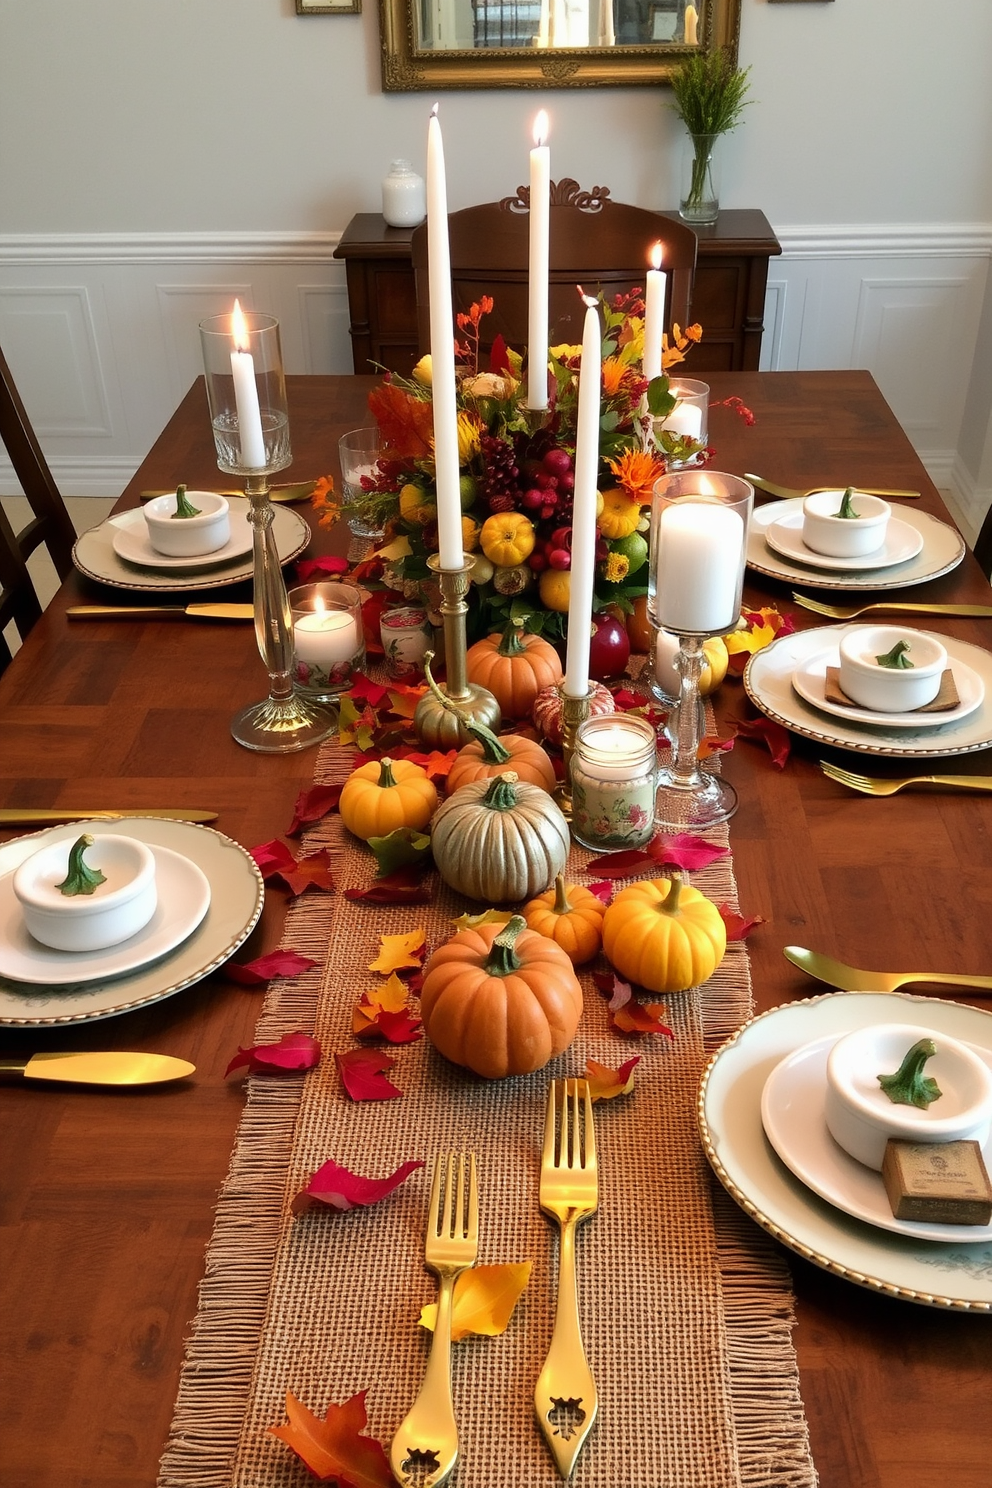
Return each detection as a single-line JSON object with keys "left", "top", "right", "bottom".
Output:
{"left": 655, "top": 501, "right": 744, "bottom": 634}
{"left": 563, "top": 293, "right": 602, "bottom": 697}
{"left": 293, "top": 607, "right": 360, "bottom": 666}
{"left": 684, "top": 3, "right": 698, "bottom": 44}
{"left": 642, "top": 243, "right": 666, "bottom": 384}
{"left": 659, "top": 401, "right": 703, "bottom": 440}
{"left": 426, "top": 105, "right": 463, "bottom": 572}
{"left": 527, "top": 111, "right": 551, "bottom": 412}
{"left": 230, "top": 300, "right": 266, "bottom": 470}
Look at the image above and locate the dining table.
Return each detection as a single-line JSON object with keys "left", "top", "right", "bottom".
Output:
{"left": 1, "top": 369, "right": 991, "bottom": 1488}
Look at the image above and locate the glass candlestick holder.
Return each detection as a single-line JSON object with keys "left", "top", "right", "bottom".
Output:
{"left": 648, "top": 471, "right": 752, "bottom": 828}
{"left": 199, "top": 307, "right": 334, "bottom": 753}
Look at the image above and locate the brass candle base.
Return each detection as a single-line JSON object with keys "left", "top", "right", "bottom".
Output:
{"left": 413, "top": 555, "right": 500, "bottom": 749}
{"left": 553, "top": 686, "right": 593, "bottom": 820}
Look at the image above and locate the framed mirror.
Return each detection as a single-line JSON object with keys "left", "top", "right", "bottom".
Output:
{"left": 378, "top": 0, "right": 740, "bottom": 90}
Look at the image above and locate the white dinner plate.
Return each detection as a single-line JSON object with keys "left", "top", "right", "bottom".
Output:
{"left": 111, "top": 505, "right": 252, "bottom": 570}
{"left": 791, "top": 641, "right": 985, "bottom": 729}
{"left": 761, "top": 1033, "right": 992, "bottom": 1244}
{"left": 748, "top": 499, "right": 965, "bottom": 592}
{"left": 764, "top": 510, "right": 924, "bottom": 572}
{"left": 699, "top": 991, "right": 992, "bottom": 1310}
{"left": 73, "top": 501, "right": 309, "bottom": 593}
{"left": 744, "top": 626, "right": 992, "bottom": 757}
{"left": 0, "top": 819, "right": 263, "bottom": 1025}
{"left": 0, "top": 843, "right": 210, "bottom": 985}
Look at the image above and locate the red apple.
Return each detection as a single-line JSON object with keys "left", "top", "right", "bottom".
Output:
{"left": 588, "top": 612, "right": 630, "bottom": 679}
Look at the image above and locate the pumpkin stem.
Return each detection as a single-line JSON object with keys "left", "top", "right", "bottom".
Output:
{"left": 485, "top": 913, "right": 527, "bottom": 976}
{"left": 377, "top": 757, "right": 398, "bottom": 790}
{"left": 497, "top": 621, "right": 527, "bottom": 658}
{"left": 480, "top": 771, "right": 520, "bottom": 812}
{"left": 56, "top": 834, "right": 107, "bottom": 897}
{"left": 660, "top": 874, "right": 683, "bottom": 917}
{"left": 552, "top": 872, "right": 575, "bottom": 916}
{"left": 424, "top": 652, "right": 510, "bottom": 764}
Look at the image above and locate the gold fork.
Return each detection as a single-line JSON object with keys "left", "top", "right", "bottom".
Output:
{"left": 792, "top": 592, "right": 992, "bottom": 621}
{"left": 390, "top": 1153, "right": 479, "bottom": 1488}
{"left": 534, "top": 1079, "right": 599, "bottom": 1480}
{"left": 819, "top": 760, "right": 992, "bottom": 796}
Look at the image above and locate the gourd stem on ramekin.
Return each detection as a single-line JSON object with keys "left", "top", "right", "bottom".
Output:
{"left": 423, "top": 653, "right": 511, "bottom": 765}
{"left": 497, "top": 620, "right": 527, "bottom": 658}
{"left": 56, "top": 834, "right": 107, "bottom": 896}
{"left": 485, "top": 914, "right": 527, "bottom": 976}
{"left": 552, "top": 872, "right": 575, "bottom": 917}
{"left": 480, "top": 772, "right": 520, "bottom": 812}
{"left": 376, "top": 757, "right": 399, "bottom": 790}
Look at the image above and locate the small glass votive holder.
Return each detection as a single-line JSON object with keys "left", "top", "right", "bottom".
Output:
{"left": 654, "top": 378, "right": 709, "bottom": 467}
{"left": 569, "top": 714, "right": 658, "bottom": 852}
{"left": 339, "top": 428, "right": 385, "bottom": 539}
{"left": 199, "top": 309, "right": 291, "bottom": 476}
{"left": 380, "top": 605, "right": 433, "bottom": 680}
{"left": 289, "top": 582, "right": 365, "bottom": 702}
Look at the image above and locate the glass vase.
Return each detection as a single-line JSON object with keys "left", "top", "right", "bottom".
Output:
{"left": 679, "top": 133, "right": 721, "bottom": 226}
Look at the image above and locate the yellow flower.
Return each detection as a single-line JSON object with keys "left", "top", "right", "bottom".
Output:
{"left": 310, "top": 475, "right": 342, "bottom": 530}
{"left": 602, "top": 551, "right": 630, "bottom": 583}
{"left": 412, "top": 355, "right": 433, "bottom": 387}
{"left": 549, "top": 343, "right": 582, "bottom": 362}
{"left": 597, "top": 487, "right": 643, "bottom": 540}
{"left": 608, "top": 449, "right": 665, "bottom": 503}
{"left": 457, "top": 411, "right": 484, "bottom": 463}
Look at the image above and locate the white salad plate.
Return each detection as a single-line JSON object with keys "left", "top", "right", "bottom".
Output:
{"left": 760, "top": 1032, "right": 992, "bottom": 1244}
{"left": 747, "top": 499, "right": 965, "bottom": 592}
{"left": 0, "top": 819, "right": 263, "bottom": 1025}
{"left": 763, "top": 510, "right": 924, "bottom": 572}
{"left": 74, "top": 500, "right": 309, "bottom": 593}
{"left": 791, "top": 641, "right": 984, "bottom": 729}
{"left": 0, "top": 843, "right": 209, "bottom": 982}
{"left": 744, "top": 626, "right": 992, "bottom": 757}
{"left": 699, "top": 991, "right": 992, "bottom": 1310}
{"left": 111, "top": 505, "right": 252, "bottom": 570}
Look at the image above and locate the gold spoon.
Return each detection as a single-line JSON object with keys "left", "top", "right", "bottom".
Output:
{"left": 139, "top": 480, "right": 317, "bottom": 505}
{"left": 746, "top": 474, "right": 922, "bottom": 501}
{"left": 784, "top": 945, "right": 992, "bottom": 995}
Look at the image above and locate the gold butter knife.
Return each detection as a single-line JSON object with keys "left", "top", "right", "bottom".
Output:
{"left": 0, "top": 808, "right": 219, "bottom": 824}
{"left": 139, "top": 480, "right": 317, "bottom": 504}
{"left": 67, "top": 604, "right": 253, "bottom": 621}
{"left": 746, "top": 474, "right": 922, "bottom": 501}
{"left": 0, "top": 1052, "right": 195, "bottom": 1085}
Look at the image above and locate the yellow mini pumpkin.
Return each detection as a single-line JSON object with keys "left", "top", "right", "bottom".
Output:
{"left": 399, "top": 483, "right": 437, "bottom": 527}
{"left": 338, "top": 756, "right": 438, "bottom": 842}
{"left": 597, "top": 487, "right": 643, "bottom": 540}
{"left": 602, "top": 875, "right": 726, "bottom": 993}
{"left": 479, "top": 511, "right": 536, "bottom": 567}
{"left": 523, "top": 873, "right": 606, "bottom": 966}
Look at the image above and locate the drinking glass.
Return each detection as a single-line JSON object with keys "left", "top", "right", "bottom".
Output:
{"left": 338, "top": 428, "right": 384, "bottom": 539}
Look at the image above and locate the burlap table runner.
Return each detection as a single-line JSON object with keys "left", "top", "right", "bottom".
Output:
{"left": 160, "top": 732, "right": 817, "bottom": 1488}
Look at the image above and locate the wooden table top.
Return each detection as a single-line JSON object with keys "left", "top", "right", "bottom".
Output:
{"left": 1, "top": 371, "right": 990, "bottom": 1488}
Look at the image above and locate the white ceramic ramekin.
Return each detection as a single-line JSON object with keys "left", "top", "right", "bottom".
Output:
{"left": 838, "top": 624, "right": 947, "bottom": 712}
{"left": 824, "top": 1022, "right": 992, "bottom": 1170}
{"left": 13, "top": 834, "right": 158, "bottom": 952}
{"left": 144, "top": 491, "right": 230, "bottom": 557}
{"left": 802, "top": 489, "right": 891, "bottom": 557}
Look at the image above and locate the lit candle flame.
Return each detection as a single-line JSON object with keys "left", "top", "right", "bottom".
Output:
{"left": 231, "top": 299, "right": 250, "bottom": 353}
{"left": 533, "top": 109, "right": 549, "bottom": 148}
{"left": 696, "top": 474, "right": 720, "bottom": 497}
{"left": 650, "top": 241, "right": 664, "bottom": 271}
{"left": 313, "top": 596, "right": 326, "bottom": 616}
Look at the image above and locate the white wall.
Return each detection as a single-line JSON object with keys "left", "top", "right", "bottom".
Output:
{"left": 2, "top": 0, "right": 991, "bottom": 534}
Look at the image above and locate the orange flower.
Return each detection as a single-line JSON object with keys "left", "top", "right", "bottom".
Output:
{"left": 601, "top": 356, "right": 628, "bottom": 396}
{"left": 310, "top": 475, "right": 343, "bottom": 529}
{"left": 608, "top": 448, "right": 665, "bottom": 502}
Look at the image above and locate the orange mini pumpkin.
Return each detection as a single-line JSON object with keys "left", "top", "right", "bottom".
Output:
{"left": 602, "top": 875, "right": 726, "bottom": 993}
{"left": 420, "top": 915, "right": 583, "bottom": 1079}
{"left": 338, "top": 756, "right": 438, "bottom": 842}
{"left": 447, "top": 727, "right": 557, "bottom": 795}
{"left": 466, "top": 621, "right": 563, "bottom": 720}
{"left": 523, "top": 873, "right": 606, "bottom": 966}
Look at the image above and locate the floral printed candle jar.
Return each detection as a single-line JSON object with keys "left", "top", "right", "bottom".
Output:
{"left": 570, "top": 713, "right": 658, "bottom": 851}
{"left": 380, "top": 605, "right": 433, "bottom": 680}
{"left": 290, "top": 582, "right": 365, "bottom": 702}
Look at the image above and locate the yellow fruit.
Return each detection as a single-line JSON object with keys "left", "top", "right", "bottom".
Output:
{"left": 597, "top": 487, "right": 643, "bottom": 540}
{"left": 539, "top": 567, "right": 571, "bottom": 613}
{"left": 399, "top": 483, "right": 436, "bottom": 526}
{"left": 655, "top": 631, "right": 729, "bottom": 696}
{"left": 480, "top": 511, "right": 536, "bottom": 567}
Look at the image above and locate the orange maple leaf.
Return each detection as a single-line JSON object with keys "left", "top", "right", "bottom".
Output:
{"left": 367, "top": 383, "right": 435, "bottom": 461}
{"left": 269, "top": 1389, "right": 393, "bottom": 1488}
{"left": 586, "top": 1055, "right": 641, "bottom": 1100}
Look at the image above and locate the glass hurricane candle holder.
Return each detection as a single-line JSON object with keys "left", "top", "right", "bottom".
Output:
{"left": 290, "top": 582, "right": 365, "bottom": 703}
{"left": 199, "top": 307, "right": 333, "bottom": 753}
{"left": 338, "top": 427, "right": 385, "bottom": 542}
{"left": 654, "top": 378, "right": 709, "bottom": 469}
{"left": 648, "top": 470, "right": 752, "bottom": 828}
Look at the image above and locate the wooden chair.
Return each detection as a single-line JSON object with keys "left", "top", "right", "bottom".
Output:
{"left": 411, "top": 179, "right": 698, "bottom": 361}
{"left": 974, "top": 501, "right": 992, "bottom": 580}
{"left": 0, "top": 341, "right": 78, "bottom": 670}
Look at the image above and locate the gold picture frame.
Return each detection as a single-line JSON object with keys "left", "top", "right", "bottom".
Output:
{"left": 296, "top": 0, "right": 360, "bottom": 14}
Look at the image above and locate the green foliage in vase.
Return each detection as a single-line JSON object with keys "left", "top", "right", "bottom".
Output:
{"left": 670, "top": 49, "right": 752, "bottom": 138}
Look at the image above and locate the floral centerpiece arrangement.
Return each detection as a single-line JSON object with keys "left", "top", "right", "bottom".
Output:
{"left": 322, "top": 294, "right": 704, "bottom": 649}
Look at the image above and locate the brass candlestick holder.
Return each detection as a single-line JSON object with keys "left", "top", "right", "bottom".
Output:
{"left": 553, "top": 685, "right": 593, "bottom": 819}
{"left": 413, "top": 555, "right": 500, "bottom": 749}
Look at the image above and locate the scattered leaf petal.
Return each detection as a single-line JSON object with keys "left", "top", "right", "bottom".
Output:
{"left": 226, "top": 1032, "right": 321, "bottom": 1077}
{"left": 294, "top": 554, "right": 351, "bottom": 584}
{"left": 419, "top": 1263, "right": 532, "bottom": 1340}
{"left": 287, "top": 783, "right": 342, "bottom": 836}
{"left": 344, "top": 867, "right": 434, "bottom": 905}
{"left": 368, "top": 827, "right": 432, "bottom": 878}
{"left": 583, "top": 848, "right": 656, "bottom": 879}
{"left": 586, "top": 1055, "right": 641, "bottom": 1100}
{"left": 335, "top": 1048, "right": 404, "bottom": 1101}
{"left": 452, "top": 907, "right": 514, "bottom": 930}
{"left": 369, "top": 929, "right": 426, "bottom": 973}
{"left": 736, "top": 716, "right": 792, "bottom": 769}
{"left": 598, "top": 972, "right": 674, "bottom": 1039}
{"left": 292, "top": 1157, "right": 424, "bottom": 1214}
{"left": 268, "top": 1389, "right": 394, "bottom": 1488}
{"left": 250, "top": 838, "right": 297, "bottom": 879}
{"left": 585, "top": 880, "right": 613, "bottom": 905}
{"left": 718, "top": 904, "right": 766, "bottom": 940}
{"left": 647, "top": 833, "right": 730, "bottom": 872}
{"left": 277, "top": 849, "right": 336, "bottom": 896}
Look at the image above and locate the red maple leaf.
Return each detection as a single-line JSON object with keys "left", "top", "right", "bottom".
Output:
{"left": 735, "top": 716, "right": 792, "bottom": 768}
{"left": 647, "top": 833, "right": 730, "bottom": 872}
{"left": 225, "top": 1032, "right": 321, "bottom": 1077}
{"left": 335, "top": 1048, "right": 403, "bottom": 1101}
{"left": 344, "top": 866, "right": 434, "bottom": 905}
{"left": 250, "top": 838, "right": 298, "bottom": 879}
{"left": 292, "top": 1157, "right": 423, "bottom": 1214}
{"left": 718, "top": 904, "right": 766, "bottom": 940}
{"left": 349, "top": 673, "right": 392, "bottom": 709}
{"left": 286, "top": 783, "right": 343, "bottom": 836}
{"left": 277, "top": 849, "right": 336, "bottom": 896}
{"left": 269, "top": 1388, "right": 394, "bottom": 1488}
{"left": 224, "top": 949, "right": 319, "bottom": 986}
{"left": 367, "top": 382, "right": 435, "bottom": 459}
{"left": 355, "top": 1006, "right": 423, "bottom": 1044}
{"left": 294, "top": 554, "right": 350, "bottom": 584}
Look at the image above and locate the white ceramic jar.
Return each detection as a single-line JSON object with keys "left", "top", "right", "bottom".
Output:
{"left": 838, "top": 624, "right": 947, "bottom": 712}
{"left": 13, "top": 834, "right": 158, "bottom": 952}
{"left": 802, "top": 489, "right": 891, "bottom": 558}
{"left": 824, "top": 1022, "right": 992, "bottom": 1170}
{"left": 381, "top": 160, "right": 426, "bottom": 228}
{"left": 144, "top": 490, "right": 230, "bottom": 557}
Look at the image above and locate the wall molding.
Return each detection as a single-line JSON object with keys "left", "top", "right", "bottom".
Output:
{"left": 774, "top": 223, "right": 992, "bottom": 260}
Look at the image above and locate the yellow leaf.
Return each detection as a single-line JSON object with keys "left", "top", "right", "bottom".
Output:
{"left": 724, "top": 622, "right": 776, "bottom": 657}
{"left": 373, "top": 535, "right": 413, "bottom": 562}
{"left": 368, "top": 929, "right": 425, "bottom": 973}
{"left": 586, "top": 1056, "right": 640, "bottom": 1102}
{"left": 365, "top": 972, "right": 410, "bottom": 1012}
{"left": 451, "top": 908, "right": 514, "bottom": 931}
{"left": 419, "top": 1263, "right": 532, "bottom": 1340}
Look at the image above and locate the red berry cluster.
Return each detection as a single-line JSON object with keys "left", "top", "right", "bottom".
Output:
{"left": 478, "top": 434, "right": 586, "bottom": 573}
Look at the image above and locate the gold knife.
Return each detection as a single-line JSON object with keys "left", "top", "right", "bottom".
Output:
{"left": 67, "top": 604, "right": 253, "bottom": 621}
{"left": 0, "top": 809, "right": 219, "bottom": 824}
{"left": 0, "top": 1051, "right": 195, "bottom": 1085}
{"left": 139, "top": 480, "right": 316, "bottom": 504}
{"left": 746, "top": 474, "right": 922, "bottom": 501}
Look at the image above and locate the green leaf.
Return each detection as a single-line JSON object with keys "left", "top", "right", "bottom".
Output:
{"left": 367, "top": 827, "right": 433, "bottom": 879}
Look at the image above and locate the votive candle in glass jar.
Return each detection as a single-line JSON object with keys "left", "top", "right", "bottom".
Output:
{"left": 380, "top": 605, "right": 433, "bottom": 680}
{"left": 290, "top": 581, "right": 365, "bottom": 702}
{"left": 570, "top": 714, "right": 658, "bottom": 851}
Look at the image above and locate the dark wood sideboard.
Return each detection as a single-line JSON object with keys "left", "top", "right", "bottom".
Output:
{"left": 334, "top": 208, "right": 781, "bottom": 378}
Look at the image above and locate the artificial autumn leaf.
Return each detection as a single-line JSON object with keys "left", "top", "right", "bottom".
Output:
{"left": 226, "top": 1032, "right": 321, "bottom": 1077}
{"left": 368, "top": 381, "right": 436, "bottom": 460}
{"left": 292, "top": 1157, "right": 424, "bottom": 1214}
{"left": 419, "top": 1263, "right": 532, "bottom": 1340}
{"left": 338, "top": 695, "right": 379, "bottom": 753}
{"left": 718, "top": 904, "right": 766, "bottom": 940}
{"left": 586, "top": 1055, "right": 641, "bottom": 1100}
{"left": 725, "top": 606, "right": 795, "bottom": 674}
{"left": 224, "top": 949, "right": 319, "bottom": 986}
{"left": 452, "top": 907, "right": 514, "bottom": 931}
{"left": 349, "top": 673, "right": 392, "bottom": 710}
{"left": 367, "top": 827, "right": 432, "bottom": 879}
{"left": 647, "top": 833, "right": 730, "bottom": 873}
{"left": 269, "top": 1389, "right": 393, "bottom": 1488}
{"left": 385, "top": 682, "right": 428, "bottom": 720}
{"left": 353, "top": 974, "right": 422, "bottom": 1042}
{"left": 736, "top": 716, "right": 792, "bottom": 769}
{"left": 360, "top": 590, "right": 391, "bottom": 656}
{"left": 358, "top": 1007, "right": 423, "bottom": 1044}
{"left": 369, "top": 929, "right": 426, "bottom": 974}
{"left": 584, "top": 848, "right": 656, "bottom": 879}
{"left": 286, "top": 783, "right": 343, "bottom": 836}
{"left": 585, "top": 880, "right": 613, "bottom": 905}
{"left": 277, "top": 848, "right": 336, "bottom": 897}
{"left": 335, "top": 1048, "right": 403, "bottom": 1101}
{"left": 596, "top": 972, "right": 674, "bottom": 1039}
{"left": 344, "top": 867, "right": 434, "bottom": 905}
{"left": 697, "top": 734, "right": 736, "bottom": 759}
{"left": 403, "top": 749, "right": 458, "bottom": 784}
{"left": 250, "top": 838, "right": 298, "bottom": 879}
{"left": 294, "top": 554, "right": 350, "bottom": 584}
{"left": 611, "top": 686, "right": 652, "bottom": 711}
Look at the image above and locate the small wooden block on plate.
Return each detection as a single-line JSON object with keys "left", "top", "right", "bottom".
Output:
{"left": 882, "top": 1139, "right": 992, "bottom": 1225}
